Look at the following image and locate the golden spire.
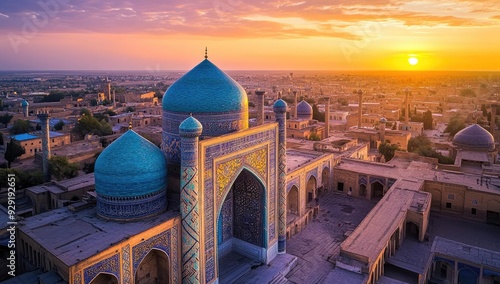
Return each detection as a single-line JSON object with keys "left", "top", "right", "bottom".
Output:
{"left": 128, "top": 122, "right": 132, "bottom": 130}
{"left": 205, "top": 47, "right": 208, "bottom": 59}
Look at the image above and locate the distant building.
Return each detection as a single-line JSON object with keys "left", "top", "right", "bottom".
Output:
{"left": 9, "top": 131, "right": 70, "bottom": 159}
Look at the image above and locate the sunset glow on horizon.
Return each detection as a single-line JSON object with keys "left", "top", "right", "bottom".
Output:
{"left": 0, "top": 0, "right": 499, "bottom": 71}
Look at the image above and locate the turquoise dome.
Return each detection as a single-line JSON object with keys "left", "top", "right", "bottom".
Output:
{"left": 273, "top": 99, "right": 287, "bottom": 113}
{"left": 21, "top": 100, "right": 29, "bottom": 107}
{"left": 95, "top": 130, "right": 167, "bottom": 197}
{"left": 162, "top": 59, "right": 248, "bottom": 113}
{"left": 179, "top": 116, "right": 203, "bottom": 137}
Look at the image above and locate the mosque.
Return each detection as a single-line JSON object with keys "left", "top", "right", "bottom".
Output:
{"left": 6, "top": 52, "right": 500, "bottom": 284}
{"left": 11, "top": 53, "right": 298, "bottom": 284}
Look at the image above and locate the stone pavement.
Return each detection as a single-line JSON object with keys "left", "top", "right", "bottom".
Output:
{"left": 284, "top": 191, "right": 377, "bottom": 284}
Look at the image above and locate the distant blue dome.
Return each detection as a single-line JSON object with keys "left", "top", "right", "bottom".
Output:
{"left": 452, "top": 124, "right": 495, "bottom": 151}
{"left": 297, "top": 100, "right": 312, "bottom": 120}
{"left": 273, "top": 99, "right": 287, "bottom": 113}
{"left": 21, "top": 100, "right": 29, "bottom": 107}
{"left": 380, "top": 117, "right": 387, "bottom": 123}
{"left": 95, "top": 130, "right": 167, "bottom": 220}
{"left": 163, "top": 59, "right": 248, "bottom": 113}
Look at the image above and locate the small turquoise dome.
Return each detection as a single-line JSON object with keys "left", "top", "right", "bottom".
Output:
{"left": 297, "top": 100, "right": 312, "bottom": 119}
{"left": 179, "top": 116, "right": 203, "bottom": 137}
{"left": 380, "top": 117, "right": 387, "bottom": 123}
{"left": 163, "top": 59, "right": 248, "bottom": 113}
{"left": 452, "top": 124, "right": 495, "bottom": 151}
{"left": 273, "top": 99, "right": 287, "bottom": 113}
{"left": 95, "top": 130, "right": 167, "bottom": 197}
{"left": 21, "top": 100, "right": 29, "bottom": 107}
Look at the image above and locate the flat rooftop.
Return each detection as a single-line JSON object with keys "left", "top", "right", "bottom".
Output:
{"left": 19, "top": 206, "right": 179, "bottom": 267}
{"left": 341, "top": 179, "right": 430, "bottom": 269}
{"left": 286, "top": 149, "right": 323, "bottom": 172}
{"left": 432, "top": 236, "right": 500, "bottom": 269}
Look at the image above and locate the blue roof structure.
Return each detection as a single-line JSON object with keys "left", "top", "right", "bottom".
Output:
{"left": 297, "top": 100, "right": 312, "bottom": 115}
{"left": 162, "top": 59, "right": 248, "bottom": 113}
{"left": 10, "top": 131, "right": 65, "bottom": 141}
{"left": 21, "top": 100, "right": 29, "bottom": 107}
{"left": 10, "top": 133, "right": 38, "bottom": 141}
{"left": 94, "top": 130, "right": 167, "bottom": 197}
{"left": 273, "top": 99, "right": 288, "bottom": 113}
{"left": 452, "top": 124, "right": 495, "bottom": 151}
{"left": 179, "top": 116, "right": 203, "bottom": 135}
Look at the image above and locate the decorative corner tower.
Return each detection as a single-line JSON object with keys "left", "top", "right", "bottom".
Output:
{"left": 37, "top": 112, "right": 51, "bottom": 182}
{"left": 357, "top": 89, "right": 363, "bottom": 128}
{"left": 179, "top": 115, "right": 203, "bottom": 283}
{"left": 273, "top": 99, "right": 288, "bottom": 253}
{"left": 324, "top": 97, "right": 330, "bottom": 139}
{"left": 255, "top": 90, "right": 266, "bottom": 125}
{"left": 22, "top": 100, "right": 29, "bottom": 117}
{"left": 380, "top": 117, "right": 387, "bottom": 143}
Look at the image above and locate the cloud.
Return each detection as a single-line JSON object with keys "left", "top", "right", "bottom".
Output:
{"left": 0, "top": 0, "right": 499, "bottom": 39}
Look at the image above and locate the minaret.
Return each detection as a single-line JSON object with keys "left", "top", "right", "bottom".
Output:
{"left": 324, "top": 97, "right": 330, "bottom": 139}
{"left": 273, "top": 99, "right": 288, "bottom": 253}
{"left": 491, "top": 104, "right": 498, "bottom": 139}
{"left": 405, "top": 88, "right": 410, "bottom": 130}
{"left": 293, "top": 90, "right": 298, "bottom": 118}
{"left": 380, "top": 117, "right": 387, "bottom": 143}
{"left": 357, "top": 89, "right": 363, "bottom": 128}
{"left": 255, "top": 90, "right": 266, "bottom": 125}
{"left": 113, "top": 89, "right": 116, "bottom": 108}
{"left": 37, "top": 112, "right": 51, "bottom": 182}
{"left": 22, "top": 100, "right": 29, "bottom": 117}
{"left": 179, "top": 116, "right": 203, "bottom": 284}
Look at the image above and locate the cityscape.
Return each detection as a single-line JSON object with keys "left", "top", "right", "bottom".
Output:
{"left": 0, "top": 1, "right": 500, "bottom": 284}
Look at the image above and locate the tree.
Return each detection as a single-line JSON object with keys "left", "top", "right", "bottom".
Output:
{"left": 54, "top": 120, "right": 65, "bottom": 131}
{"left": 0, "top": 113, "right": 13, "bottom": 127}
{"left": 378, "top": 141, "right": 400, "bottom": 162}
{"left": 422, "top": 110, "right": 433, "bottom": 130}
{"left": 10, "top": 119, "right": 33, "bottom": 134}
{"left": 83, "top": 152, "right": 101, "bottom": 174}
{"left": 126, "top": 106, "right": 136, "bottom": 113}
{"left": 73, "top": 113, "right": 113, "bottom": 138}
{"left": 312, "top": 104, "right": 325, "bottom": 122}
{"left": 49, "top": 156, "right": 79, "bottom": 180}
{"left": 4, "top": 140, "right": 25, "bottom": 168}
{"left": 408, "top": 135, "right": 432, "bottom": 152}
{"left": 444, "top": 116, "right": 466, "bottom": 136}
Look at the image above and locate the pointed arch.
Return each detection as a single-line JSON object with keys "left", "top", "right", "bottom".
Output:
{"left": 134, "top": 248, "right": 170, "bottom": 284}
{"left": 89, "top": 273, "right": 119, "bottom": 284}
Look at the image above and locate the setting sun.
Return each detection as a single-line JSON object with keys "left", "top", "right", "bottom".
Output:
{"left": 408, "top": 57, "right": 419, "bottom": 66}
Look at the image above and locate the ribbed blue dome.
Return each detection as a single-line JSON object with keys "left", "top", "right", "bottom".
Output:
{"left": 297, "top": 100, "right": 312, "bottom": 119}
{"left": 179, "top": 116, "right": 203, "bottom": 136}
{"left": 273, "top": 99, "right": 287, "bottom": 113}
{"left": 452, "top": 124, "right": 495, "bottom": 151}
{"left": 21, "top": 100, "right": 29, "bottom": 106}
{"left": 162, "top": 59, "right": 248, "bottom": 113}
{"left": 95, "top": 130, "right": 167, "bottom": 197}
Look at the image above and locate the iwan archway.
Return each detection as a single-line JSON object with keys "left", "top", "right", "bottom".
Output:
{"left": 217, "top": 169, "right": 268, "bottom": 282}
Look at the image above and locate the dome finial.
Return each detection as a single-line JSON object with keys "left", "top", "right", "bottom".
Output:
{"left": 128, "top": 122, "right": 132, "bottom": 130}
{"left": 204, "top": 47, "right": 208, "bottom": 59}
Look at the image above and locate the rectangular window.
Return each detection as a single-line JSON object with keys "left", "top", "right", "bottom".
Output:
{"left": 446, "top": 202, "right": 452, "bottom": 209}
{"left": 471, "top": 208, "right": 477, "bottom": 215}
{"left": 448, "top": 194, "right": 454, "bottom": 200}
{"left": 471, "top": 200, "right": 478, "bottom": 205}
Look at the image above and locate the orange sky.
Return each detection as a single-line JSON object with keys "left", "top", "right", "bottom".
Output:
{"left": 0, "top": 0, "right": 499, "bottom": 70}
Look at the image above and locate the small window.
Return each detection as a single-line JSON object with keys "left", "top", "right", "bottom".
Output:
{"left": 448, "top": 194, "right": 454, "bottom": 200}
{"left": 446, "top": 202, "right": 452, "bottom": 209}
{"left": 471, "top": 200, "right": 478, "bottom": 205}
{"left": 471, "top": 208, "right": 476, "bottom": 215}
